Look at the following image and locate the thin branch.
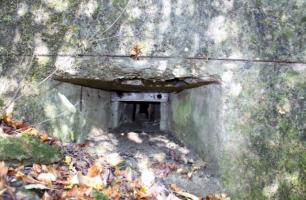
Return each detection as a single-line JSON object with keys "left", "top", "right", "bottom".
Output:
{"left": 12, "top": 54, "right": 34, "bottom": 99}
{"left": 93, "top": 32, "right": 141, "bottom": 43}
{"left": 88, "top": 0, "right": 130, "bottom": 43}
{"left": 11, "top": 68, "right": 58, "bottom": 105}
{"left": 37, "top": 68, "right": 58, "bottom": 87}
{"left": 2, "top": 54, "right": 35, "bottom": 112}
{"left": 1, "top": 67, "right": 59, "bottom": 114}
{"left": 11, "top": 102, "right": 80, "bottom": 133}
{"left": 34, "top": 102, "right": 80, "bottom": 126}
{"left": 94, "top": 34, "right": 122, "bottom": 42}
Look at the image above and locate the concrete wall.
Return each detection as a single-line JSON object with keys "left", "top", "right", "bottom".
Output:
{"left": 170, "top": 63, "right": 306, "bottom": 199}
{"left": 170, "top": 84, "right": 222, "bottom": 167}
{"left": 1, "top": 0, "right": 305, "bottom": 83}
{"left": 2, "top": 80, "right": 111, "bottom": 142}
{"left": 81, "top": 86, "right": 111, "bottom": 137}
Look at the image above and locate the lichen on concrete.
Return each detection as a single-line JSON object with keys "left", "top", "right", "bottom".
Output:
{"left": 170, "top": 62, "right": 306, "bottom": 199}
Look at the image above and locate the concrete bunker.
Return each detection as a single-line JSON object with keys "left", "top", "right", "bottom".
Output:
{"left": 54, "top": 77, "right": 222, "bottom": 165}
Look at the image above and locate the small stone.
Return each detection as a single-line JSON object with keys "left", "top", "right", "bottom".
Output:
{"left": 9, "top": 178, "right": 23, "bottom": 187}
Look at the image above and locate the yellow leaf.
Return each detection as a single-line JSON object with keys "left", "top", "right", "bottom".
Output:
{"left": 64, "top": 156, "right": 72, "bottom": 165}
{"left": 139, "top": 186, "right": 147, "bottom": 193}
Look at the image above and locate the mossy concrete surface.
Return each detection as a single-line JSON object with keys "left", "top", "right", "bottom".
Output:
{"left": 1, "top": 0, "right": 306, "bottom": 84}
{"left": 0, "top": 135, "right": 62, "bottom": 164}
{"left": 170, "top": 64, "right": 306, "bottom": 199}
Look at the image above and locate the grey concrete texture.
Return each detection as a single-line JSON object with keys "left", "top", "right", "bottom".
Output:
{"left": 1, "top": 80, "right": 111, "bottom": 143}
{"left": 170, "top": 83, "right": 223, "bottom": 168}
{"left": 170, "top": 62, "right": 305, "bottom": 198}
{"left": 1, "top": 0, "right": 305, "bottom": 85}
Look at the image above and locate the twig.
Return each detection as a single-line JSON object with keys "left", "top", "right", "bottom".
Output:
{"left": 88, "top": 0, "right": 130, "bottom": 43}
{"left": 6, "top": 68, "right": 58, "bottom": 107}
{"left": 94, "top": 34, "right": 122, "bottom": 42}
{"left": 34, "top": 102, "right": 80, "bottom": 126}
{"left": 37, "top": 68, "right": 58, "bottom": 87}
{"left": 173, "top": 191, "right": 200, "bottom": 200}
{"left": 3, "top": 54, "right": 35, "bottom": 112}
{"left": 8, "top": 102, "right": 80, "bottom": 134}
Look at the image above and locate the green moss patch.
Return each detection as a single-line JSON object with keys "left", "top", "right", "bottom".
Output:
{"left": 0, "top": 135, "right": 62, "bottom": 164}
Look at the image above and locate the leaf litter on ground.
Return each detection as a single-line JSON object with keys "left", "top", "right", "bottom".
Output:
{"left": 0, "top": 114, "right": 229, "bottom": 199}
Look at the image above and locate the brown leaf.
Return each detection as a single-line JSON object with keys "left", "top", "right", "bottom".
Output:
{"left": 32, "top": 164, "right": 42, "bottom": 173}
{"left": 0, "top": 162, "right": 8, "bottom": 177}
{"left": 170, "top": 183, "right": 182, "bottom": 193}
{"left": 130, "top": 44, "right": 142, "bottom": 60}
{"left": 41, "top": 165, "right": 48, "bottom": 172}
{"left": 87, "top": 164, "right": 103, "bottom": 177}
{"left": 13, "top": 119, "right": 28, "bottom": 129}
{"left": 104, "top": 184, "right": 121, "bottom": 199}
{"left": 2, "top": 113, "right": 13, "bottom": 125}
{"left": 42, "top": 192, "right": 53, "bottom": 200}
{"left": 206, "top": 194, "right": 230, "bottom": 200}
{"left": 40, "top": 132, "right": 49, "bottom": 142}
{"left": 37, "top": 172, "right": 57, "bottom": 184}
{"left": 77, "top": 172, "right": 104, "bottom": 190}
{"left": 171, "top": 184, "right": 201, "bottom": 200}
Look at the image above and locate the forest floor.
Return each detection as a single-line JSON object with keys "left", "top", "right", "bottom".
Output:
{"left": 0, "top": 114, "right": 228, "bottom": 200}
{"left": 86, "top": 127, "right": 223, "bottom": 198}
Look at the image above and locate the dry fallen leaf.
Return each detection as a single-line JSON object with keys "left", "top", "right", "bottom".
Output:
{"left": 15, "top": 171, "right": 27, "bottom": 182}
{"left": 103, "top": 184, "right": 121, "bottom": 199}
{"left": 64, "top": 155, "right": 73, "bottom": 166}
{"left": 192, "top": 160, "right": 206, "bottom": 171}
{"left": 206, "top": 194, "right": 230, "bottom": 200}
{"left": 37, "top": 172, "right": 57, "bottom": 184}
{"left": 32, "top": 164, "right": 42, "bottom": 174}
{"left": 170, "top": 183, "right": 182, "bottom": 192}
{"left": 0, "top": 188, "right": 7, "bottom": 196}
{"left": 24, "top": 184, "right": 49, "bottom": 190}
{"left": 22, "top": 128, "right": 39, "bottom": 136}
{"left": 2, "top": 113, "right": 13, "bottom": 125}
{"left": 77, "top": 172, "right": 104, "bottom": 190}
{"left": 87, "top": 164, "right": 103, "bottom": 177}
{"left": 130, "top": 44, "right": 142, "bottom": 60}
{"left": 171, "top": 183, "right": 201, "bottom": 200}
{"left": 187, "top": 171, "right": 193, "bottom": 179}
{"left": 42, "top": 191, "right": 53, "bottom": 200}
{"left": 40, "top": 132, "right": 49, "bottom": 142}
{"left": 136, "top": 186, "right": 151, "bottom": 199}
{"left": 0, "top": 162, "right": 8, "bottom": 177}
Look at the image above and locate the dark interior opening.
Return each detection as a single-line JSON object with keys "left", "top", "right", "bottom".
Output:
{"left": 117, "top": 101, "right": 161, "bottom": 132}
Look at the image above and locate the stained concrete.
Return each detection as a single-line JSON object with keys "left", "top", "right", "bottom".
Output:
{"left": 170, "top": 84, "right": 222, "bottom": 167}
{"left": 7, "top": 80, "right": 111, "bottom": 142}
